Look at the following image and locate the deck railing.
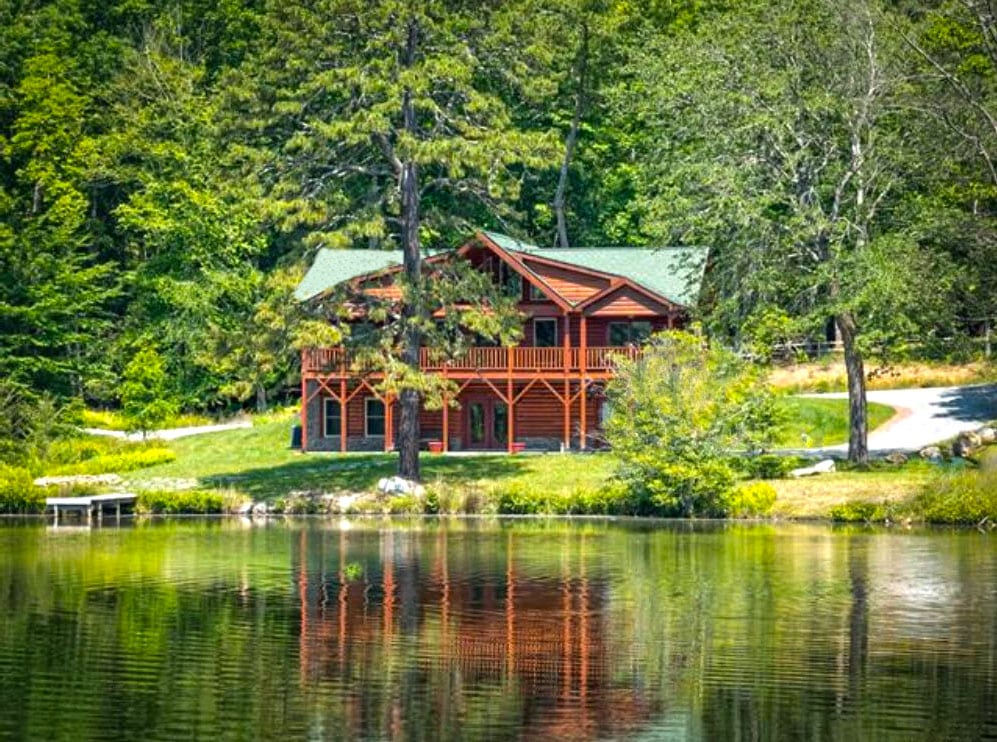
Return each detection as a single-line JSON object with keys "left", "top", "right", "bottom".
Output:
{"left": 302, "top": 345, "right": 644, "bottom": 374}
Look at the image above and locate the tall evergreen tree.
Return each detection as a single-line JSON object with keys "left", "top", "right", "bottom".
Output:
{"left": 238, "top": 0, "right": 556, "bottom": 478}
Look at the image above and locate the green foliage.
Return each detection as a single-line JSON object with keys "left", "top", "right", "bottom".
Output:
{"left": 136, "top": 489, "right": 224, "bottom": 514}
{"left": 494, "top": 479, "right": 647, "bottom": 516}
{"left": 0, "top": 465, "right": 45, "bottom": 513}
{"left": 829, "top": 500, "right": 892, "bottom": 523}
{"left": 120, "top": 347, "right": 179, "bottom": 436}
{"left": 907, "top": 468, "right": 997, "bottom": 525}
{"left": 48, "top": 447, "right": 176, "bottom": 476}
{"left": 736, "top": 454, "right": 805, "bottom": 480}
{"left": 0, "top": 381, "right": 83, "bottom": 468}
{"left": 81, "top": 408, "right": 212, "bottom": 431}
{"left": 605, "top": 331, "right": 779, "bottom": 517}
{"left": 723, "top": 482, "right": 777, "bottom": 518}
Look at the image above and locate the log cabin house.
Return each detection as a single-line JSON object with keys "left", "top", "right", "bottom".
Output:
{"left": 296, "top": 231, "right": 707, "bottom": 453}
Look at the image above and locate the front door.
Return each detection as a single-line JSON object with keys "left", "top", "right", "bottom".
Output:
{"left": 466, "top": 398, "right": 509, "bottom": 450}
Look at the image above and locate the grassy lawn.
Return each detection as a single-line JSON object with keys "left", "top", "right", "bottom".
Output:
{"left": 121, "top": 396, "right": 904, "bottom": 514}
{"left": 768, "top": 465, "right": 934, "bottom": 519}
{"left": 772, "top": 397, "right": 895, "bottom": 448}
{"left": 127, "top": 417, "right": 616, "bottom": 502}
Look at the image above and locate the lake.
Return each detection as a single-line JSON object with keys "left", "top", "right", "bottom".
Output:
{"left": 0, "top": 518, "right": 994, "bottom": 740}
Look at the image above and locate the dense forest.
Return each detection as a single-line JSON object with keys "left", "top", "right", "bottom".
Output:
{"left": 1, "top": 0, "right": 994, "bottom": 425}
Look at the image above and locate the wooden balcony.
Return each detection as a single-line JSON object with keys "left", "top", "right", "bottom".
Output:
{"left": 302, "top": 345, "right": 643, "bottom": 378}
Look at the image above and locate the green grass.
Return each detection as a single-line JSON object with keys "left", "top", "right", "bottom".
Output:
{"left": 123, "top": 397, "right": 896, "bottom": 505}
{"left": 127, "top": 419, "right": 617, "bottom": 502}
{"left": 772, "top": 397, "right": 895, "bottom": 448}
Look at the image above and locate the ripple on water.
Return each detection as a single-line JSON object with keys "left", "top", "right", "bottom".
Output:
{"left": 0, "top": 520, "right": 995, "bottom": 740}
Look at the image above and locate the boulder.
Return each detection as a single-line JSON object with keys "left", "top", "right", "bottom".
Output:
{"left": 377, "top": 476, "right": 424, "bottom": 497}
{"left": 978, "top": 427, "right": 997, "bottom": 445}
{"left": 919, "top": 446, "right": 943, "bottom": 461}
{"left": 884, "top": 452, "right": 908, "bottom": 466}
{"left": 251, "top": 501, "right": 270, "bottom": 516}
{"left": 953, "top": 431, "right": 982, "bottom": 458}
{"left": 789, "top": 459, "right": 836, "bottom": 478}
{"left": 237, "top": 501, "right": 254, "bottom": 516}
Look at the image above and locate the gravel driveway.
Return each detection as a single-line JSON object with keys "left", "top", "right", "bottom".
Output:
{"left": 798, "top": 384, "right": 997, "bottom": 453}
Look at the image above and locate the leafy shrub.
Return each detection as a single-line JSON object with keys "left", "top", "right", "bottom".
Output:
{"left": 906, "top": 469, "right": 997, "bottom": 525}
{"left": 736, "top": 454, "right": 805, "bottom": 480}
{"left": 494, "top": 479, "right": 648, "bottom": 516}
{"left": 385, "top": 494, "right": 423, "bottom": 514}
{"left": 82, "top": 408, "right": 213, "bottom": 431}
{"left": 606, "top": 331, "right": 779, "bottom": 517}
{"left": 829, "top": 500, "right": 889, "bottom": 523}
{"left": 0, "top": 465, "right": 45, "bottom": 513}
{"left": 136, "top": 490, "right": 224, "bottom": 514}
{"left": 49, "top": 448, "right": 175, "bottom": 476}
{"left": 724, "top": 482, "right": 777, "bottom": 517}
{"left": 425, "top": 480, "right": 491, "bottom": 514}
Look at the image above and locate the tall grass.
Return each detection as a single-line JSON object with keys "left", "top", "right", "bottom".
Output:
{"left": 769, "top": 361, "right": 997, "bottom": 394}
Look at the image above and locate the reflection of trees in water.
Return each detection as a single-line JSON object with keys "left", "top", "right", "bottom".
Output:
{"left": 295, "top": 526, "right": 656, "bottom": 739}
{"left": 2, "top": 522, "right": 996, "bottom": 740}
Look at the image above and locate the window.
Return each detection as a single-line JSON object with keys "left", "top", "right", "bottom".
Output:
{"left": 323, "top": 398, "right": 342, "bottom": 437}
{"left": 608, "top": 321, "right": 652, "bottom": 346}
{"left": 533, "top": 318, "right": 558, "bottom": 347}
{"left": 365, "top": 398, "right": 386, "bottom": 436}
{"left": 528, "top": 282, "right": 546, "bottom": 301}
{"left": 499, "top": 262, "right": 522, "bottom": 298}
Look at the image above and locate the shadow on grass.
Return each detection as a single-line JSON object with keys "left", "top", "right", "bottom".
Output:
{"left": 203, "top": 452, "right": 531, "bottom": 500}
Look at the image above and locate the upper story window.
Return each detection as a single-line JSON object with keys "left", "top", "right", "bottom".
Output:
{"left": 608, "top": 321, "right": 652, "bottom": 346}
{"left": 528, "top": 282, "right": 547, "bottom": 301}
{"left": 534, "top": 318, "right": 558, "bottom": 347}
{"left": 499, "top": 262, "right": 522, "bottom": 298}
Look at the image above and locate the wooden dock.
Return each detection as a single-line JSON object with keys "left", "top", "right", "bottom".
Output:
{"left": 46, "top": 494, "right": 137, "bottom": 525}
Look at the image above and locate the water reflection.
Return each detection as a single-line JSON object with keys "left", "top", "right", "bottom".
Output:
{"left": 295, "top": 526, "right": 651, "bottom": 739}
{"left": 0, "top": 519, "right": 995, "bottom": 740}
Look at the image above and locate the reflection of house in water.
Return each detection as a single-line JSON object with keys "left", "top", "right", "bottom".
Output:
{"left": 294, "top": 527, "right": 655, "bottom": 738}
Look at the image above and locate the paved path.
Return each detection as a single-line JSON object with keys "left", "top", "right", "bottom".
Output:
{"left": 83, "top": 420, "right": 252, "bottom": 442}
{"left": 796, "top": 384, "right": 997, "bottom": 454}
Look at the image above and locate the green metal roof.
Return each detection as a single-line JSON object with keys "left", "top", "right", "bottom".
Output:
{"left": 294, "top": 249, "right": 403, "bottom": 301}
{"left": 483, "top": 232, "right": 708, "bottom": 306}
{"left": 296, "top": 232, "right": 709, "bottom": 306}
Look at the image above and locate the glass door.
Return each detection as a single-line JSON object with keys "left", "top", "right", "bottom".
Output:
{"left": 468, "top": 402, "right": 486, "bottom": 447}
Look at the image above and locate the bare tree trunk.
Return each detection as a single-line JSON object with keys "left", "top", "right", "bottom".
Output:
{"left": 255, "top": 384, "right": 267, "bottom": 413}
{"left": 837, "top": 312, "right": 868, "bottom": 464}
{"left": 553, "top": 23, "right": 588, "bottom": 248}
{"left": 397, "top": 18, "right": 422, "bottom": 481}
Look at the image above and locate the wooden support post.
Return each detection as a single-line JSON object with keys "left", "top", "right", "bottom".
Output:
{"left": 563, "top": 313, "right": 571, "bottom": 452}
{"left": 340, "top": 378, "right": 348, "bottom": 454}
{"left": 580, "top": 316, "right": 588, "bottom": 449}
{"left": 384, "top": 395, "right": 394, "bottom": 453}
{"left": 442, "top": 394, "right": 450, "bottom": 453}
{"left": 507, "top": 346, "right": 514, "bottom": 454}
{"left": 116, "top": 501, "right": 121, "bottom": 524}
{"left": 300, "top": 363, "right": 309, "bottom": 453}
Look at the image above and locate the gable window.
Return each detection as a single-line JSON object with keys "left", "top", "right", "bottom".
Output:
{"left": 323, "top": 398, "right": 342, "bottom": 437}
{"left": 608, "top": 321, "right": 652, "bottom": 346}
{"left": 528, "top": 282, "right": 547, "bottom": 301}
{"left": 534, "top": 318, "right": 558, "bottom": 347}
{"left": 498, "top": 262, "right": 523, "bottom": 298}
{"left": 365, "top": 398, "right": 386, "bottom": 437}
